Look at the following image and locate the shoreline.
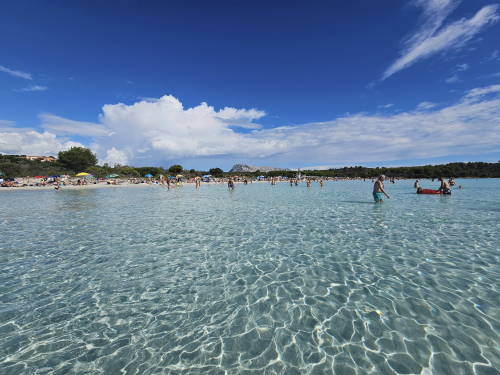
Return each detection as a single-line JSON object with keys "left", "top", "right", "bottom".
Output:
{"left": 0, "top": 182, "right": 155, "bottom": 192}
{"left": 0, "top": 177, "right": 492, "bottom": 192}
{"left": 0, "top": 180, "right": 269, "bottom": 192}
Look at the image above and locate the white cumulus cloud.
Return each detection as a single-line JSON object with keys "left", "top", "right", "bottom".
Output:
{"left": 102, "top": 147, "right": 129, "bottom": 166}
{"left": 40, "top": 114, "right": 111, "bottom": 137}
{"left": 96, "top": 95, "right": 268, "bottom": 160}
{"left": 0, "top": 127, "right": 82, "bottom": 156}
{"left": 2, "top": 86, "right": 500, "bottom": 167}
{"left": 71, "top": 88, "right": 500, "bottom": 165}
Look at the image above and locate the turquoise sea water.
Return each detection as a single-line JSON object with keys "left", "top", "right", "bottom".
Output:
{"left": 0, "top": 179, "right": 499, "bottom": 374}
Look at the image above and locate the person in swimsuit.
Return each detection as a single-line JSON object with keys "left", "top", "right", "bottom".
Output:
{"left": 438, "top": 177, "right": 451, "bottom": 194}
{"left": 54, "top": 177, "right": 61, "bottom": 191}
{"left": 228, "top": 178, "right": 235, "bottom": 190}
{"left": 373, "top": 175, "right": 390, "bottom": 202}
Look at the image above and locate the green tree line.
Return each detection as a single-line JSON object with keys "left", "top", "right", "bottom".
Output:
{"left": 224, "top": 162, "right": 500, "bottom": 179}
{"left": 0, "top": 149, "right": 202, "bottom": 178}
{"left": 296, "top": 162, "right": 500, "bottom": 179}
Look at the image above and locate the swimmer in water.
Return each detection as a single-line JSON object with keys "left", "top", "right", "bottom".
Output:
{"left": 228, "top": 178, "right": 235, "bottom": 190}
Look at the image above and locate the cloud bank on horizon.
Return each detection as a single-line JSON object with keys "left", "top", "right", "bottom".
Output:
{"left": 382, "top": 0, "right": 499, "bottom": 80}
{"left": 1, "top": 85, "right": 500, "bottom": 168}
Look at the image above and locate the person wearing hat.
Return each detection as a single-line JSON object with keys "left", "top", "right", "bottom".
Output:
{"left": 373, "top": 175, "right": 390, "bottom": 202}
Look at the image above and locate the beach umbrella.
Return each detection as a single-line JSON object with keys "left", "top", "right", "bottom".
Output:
{"left": 75, "top": 172, "right": 90, "bottom": 177}
{"left": 144, "top": 173, "right": 153, "bottom": 178}
{"left": 176, "top": 174, "right": 183, "bottom": 178}
{"left": 106, "top": 174, "right": 120, "bottom": 178}
{"left": 34, "top": 175, "right": 46, "bottom": 178}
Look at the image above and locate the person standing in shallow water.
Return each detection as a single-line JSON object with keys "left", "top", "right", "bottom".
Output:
{"left": 373, "top": 175, "right": 390, "bottom": 202}
{"left": 438, "top": 177, "right": 451, "bottom": 194}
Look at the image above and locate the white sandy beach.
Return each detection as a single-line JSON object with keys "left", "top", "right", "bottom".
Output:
{"left": 0, "top": 182, "right": 165, "bottom": 192}
{"left": 0, "top": 180, "right": 265, "bottom": 192}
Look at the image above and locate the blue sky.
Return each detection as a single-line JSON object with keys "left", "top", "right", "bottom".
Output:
{"left": 1, "top": 0, "right": 500, "bottom": 170}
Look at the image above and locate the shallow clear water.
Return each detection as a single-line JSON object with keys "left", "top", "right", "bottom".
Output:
{"left": 0, "top": 179, "right": 499, "bottom": 375}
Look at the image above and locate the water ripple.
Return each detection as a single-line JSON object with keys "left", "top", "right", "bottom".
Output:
{"left": 0, "top": 180, "right": 499, "bottom": 374}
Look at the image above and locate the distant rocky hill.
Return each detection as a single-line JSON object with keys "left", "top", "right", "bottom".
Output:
{"left": 229, "top": 164, "right": 289, "bottom": 173}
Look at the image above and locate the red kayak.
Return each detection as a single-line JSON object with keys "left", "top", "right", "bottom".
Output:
{"left": 417, "top": 189, "right": 448, "bottom": 194}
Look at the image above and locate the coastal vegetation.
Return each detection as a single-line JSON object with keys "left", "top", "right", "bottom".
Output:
{"left": 58, "top": 147, "right": 98, "bottom": 172}
{"left": 264, "top": 162, "right": 500, "bottom": 179}
{"left": 209, "top": 168, "right": 224, "bottom": 177}
{"left": 168, "top": 164, "right": 183, "bottom": 174}
{"left": 0, "top": 154, "right": 73, "bottom": 177}
{"left": 1, "top": 147, "right": 499, "bottom": 179}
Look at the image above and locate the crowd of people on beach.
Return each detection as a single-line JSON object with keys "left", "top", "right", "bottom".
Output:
{"left": 0, "top": 175, "right": 169, "bottom": 189}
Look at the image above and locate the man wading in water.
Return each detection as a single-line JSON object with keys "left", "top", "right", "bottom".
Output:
{"left": 373, "top": 175, "right": 390, "bottom": 202}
